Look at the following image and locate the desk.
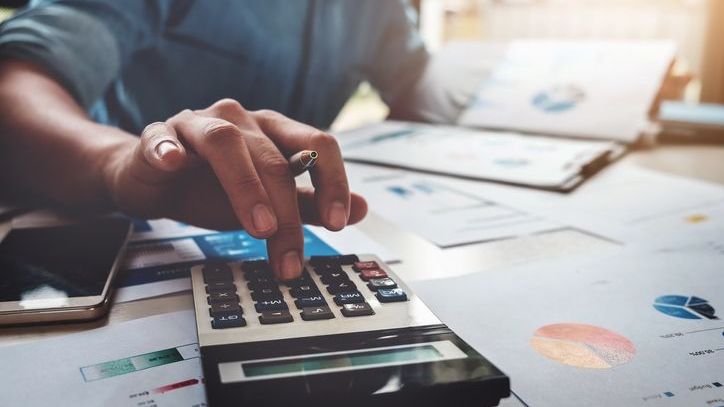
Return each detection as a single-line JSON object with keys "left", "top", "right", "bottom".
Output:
{"left": 2, "top": 143, "right": 723, "bottom": 349}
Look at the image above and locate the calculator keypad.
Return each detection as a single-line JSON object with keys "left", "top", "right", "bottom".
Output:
{"left": 201, "top": 255, "right": 407, "bottom": 329}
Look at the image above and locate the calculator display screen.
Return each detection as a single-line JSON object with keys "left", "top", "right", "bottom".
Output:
{"left": 243, "top": 345, "right": 442, "bottom": 378}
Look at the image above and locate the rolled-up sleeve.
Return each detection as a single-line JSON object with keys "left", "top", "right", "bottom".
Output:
{"left": 365, "top": 0, "right": 429, "bottom": 108}
{"left": 0, "top": 0, "right": 159, "bottom": 109}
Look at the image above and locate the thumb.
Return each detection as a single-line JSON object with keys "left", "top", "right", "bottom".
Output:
{"left": 133, "top": 122, "right": 188, "bottom": 183}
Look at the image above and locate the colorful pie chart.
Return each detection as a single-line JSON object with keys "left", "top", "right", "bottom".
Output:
{"left": 530, "top": 323, "right": 636, "bottom": 369}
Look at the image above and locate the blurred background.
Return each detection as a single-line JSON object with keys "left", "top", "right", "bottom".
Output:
{"left": 2, "top": 0, "right": 722, "bottom": 131}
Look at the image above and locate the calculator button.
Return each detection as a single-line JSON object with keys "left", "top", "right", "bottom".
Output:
{"left": 244, "top": 268, "right": 274, "bottom": 280}
{"left": 205, "top": 281, "right": 236, "bottom": 293}
{"left": 290, "top": 284, "right": 321, "bottom": 298}
{"left": 326, "top": 281, "right": 357, "bottom": 295}
{"left": 207, "top": 290, "right": 239, "bottom": 304}
{"left": 295, "top": 295, "right": 326, "bottom": 309}
{"left": 250, "top": 288, "right": 283, "bottom": 302}
{"left": 211, "top": 312, "right": 246, "bottom": 329}
{"left": 254, "top": 299, "right": 289, "bottom": 312}
{"left": 334, "top": 291, "right": 365, "bottom": 305}
{"left": 353, "top": 261, "right": 380, "bottom": 272}
{"left": 284, "top": 271, "right": 313, "bottom": 287}
{"left": 320, "top": 272, "right": 350, "bottom": 285}
{"left": 301, "top": 306, "right": 335, "bottom": 321}
{"left": 247, "top": 281, "right": 278, "bottom": 292}
{"left": 341, "top": 302, "right": 375, "bottom": 317}
{"left": 367, "top": 278, "right": 397, "bottom": 291}
{"left": 241, "top": 260, "right": 270, "bottom": 273}
{"left": 309, "top": 254, "right": 359, "bottom": 266}
{"left": 376, "top": 288, "right": 408, "bottom": 303}
{"left": 202, "top": 263, "right": 233, "bottom": 283}
{"left": 313, "top": 264, "right": 343, "bottom": 275}
{"left": 209, "top": 301, "right": 241, "bottom": 316}
{"left": 259, "top": 310, "right": 294, "bottom": 324}
{"left": 360, "top": 269, "right": 388, "bottom": 281}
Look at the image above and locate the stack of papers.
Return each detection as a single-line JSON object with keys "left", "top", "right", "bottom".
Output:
{"left": 341, "top": 121, "right": 622, "bottom": 191}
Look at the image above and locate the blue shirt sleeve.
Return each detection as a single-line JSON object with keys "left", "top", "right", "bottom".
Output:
{"left": 364, "top": 0, "right": 430, "bottom": 108}
{"left": 0, "top": 0, "right": 164, "bottom": 109}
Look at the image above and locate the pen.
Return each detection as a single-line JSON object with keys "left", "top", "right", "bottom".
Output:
{"left": 288, "top": 150, "right": 319, "bottom": 176}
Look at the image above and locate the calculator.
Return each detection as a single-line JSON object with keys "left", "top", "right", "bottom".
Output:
{"left": 191, "top": 254, "right": 510, "bottom": 407}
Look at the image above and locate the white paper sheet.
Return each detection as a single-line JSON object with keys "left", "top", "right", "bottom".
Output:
{"left": 410, "top": 248, "right": 724, "bottom": 407}
{"left": 345, "top": 163, "right": 563, "bottom": 247}
{"left": 0, "top": 311, "right": 206, "bottom": 407}
{"left": 340, "top": 121, "right": 621, "bottom": 190}
{"left": 432, "top": 163, "right": 724, "bottom": 246}
{"left": 458, "top": 40, "right": 675, "bottom": 143}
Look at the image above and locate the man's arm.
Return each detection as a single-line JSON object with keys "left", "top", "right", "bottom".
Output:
{"left": 0, "top": 60, "right": 133, "bottom": 206}
{"left": 0, "top": 59, "right": 367, "bottom": 280}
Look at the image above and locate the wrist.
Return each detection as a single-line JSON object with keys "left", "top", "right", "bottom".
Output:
{"left": 95, "top": 137, "right": 137, "bottom": 210}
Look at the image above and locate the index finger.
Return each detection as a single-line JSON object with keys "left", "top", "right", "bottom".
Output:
{"left": 252, "top": 110, "right": 350, "bottom": 231}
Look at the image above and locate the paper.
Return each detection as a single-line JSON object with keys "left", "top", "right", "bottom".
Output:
{"left": 340, "top": 121, "right": 621, "bottom": 190}
{"left": 345, "top": 163, "right": 563, "bottom": 247}
{"left": 115, "top": 220, "right": 395, "bottom": 303}
{"left": 435, "top": 163, "right": 724, "bottom": 246}
{"left": 411, "top": 247, "right": 724, "bottom": 407}
{"left": 0, "top": 311, "right": 206, "bottom": 407}
{"left": 458, "top": 40, "right": 675, "bottom": 142}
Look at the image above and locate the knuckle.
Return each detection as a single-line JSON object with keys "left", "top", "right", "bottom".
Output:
{"left": 202, "top": 120, "right": 240, "bottom": 144}
{"left": 252, "top": 109, "right": 278, "bottom": 121}
{"left": 233, "top": 173, "right": 263, "bottom": 192}
{"left": 275, "top": 220, "right": 302, "bottom": 235}
{"left": 211, "top": 98, "right": 246, "bottom": 116}
{"left": 141, "top": 122, "right": 168, "bottom": 141}
{"left": 261, "top": 155, "right": 292, "bottom": 178}
{"left": 308, "top": 131, "right": 339, "bottom": 151}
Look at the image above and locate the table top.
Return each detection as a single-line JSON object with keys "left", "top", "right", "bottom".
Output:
{"left": 1, "top": 142, "right": 722, "bottom": 347}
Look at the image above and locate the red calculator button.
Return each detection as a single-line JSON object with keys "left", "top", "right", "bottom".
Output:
{"left": 353, "top": 261, "right": 380, "bottom": 272}
{"left": 360, "top": 269, "right": 388, "bottom": 281}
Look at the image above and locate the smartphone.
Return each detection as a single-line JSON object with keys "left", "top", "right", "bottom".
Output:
{"left": 0, "top": 217, "right": 132, "bottom": 325}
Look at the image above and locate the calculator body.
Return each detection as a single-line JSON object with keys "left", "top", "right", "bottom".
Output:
{"left": 191, "top": 254, "right": 510, "bottom": 406}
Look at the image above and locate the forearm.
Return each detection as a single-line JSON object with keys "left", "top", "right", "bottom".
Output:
{"left": 0, "top": 59, "right": 135, "bottom": 208}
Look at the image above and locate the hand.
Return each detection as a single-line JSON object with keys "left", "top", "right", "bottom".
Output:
{"left": 103, "top": 99, "right": 367, "bottom": 280}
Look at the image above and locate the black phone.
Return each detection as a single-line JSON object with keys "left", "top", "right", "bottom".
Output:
{"left": 0, "top": 217, "right": 132, "bottom": 325}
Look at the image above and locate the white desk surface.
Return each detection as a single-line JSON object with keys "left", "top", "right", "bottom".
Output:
{"left": 1, "top": 143, "right": 723, "bottom": 347}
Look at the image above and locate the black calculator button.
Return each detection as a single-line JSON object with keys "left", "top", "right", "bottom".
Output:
{"left": 208, "top": 290, "right": 239, "bottom": 304}
{"left": 255, "top": 299, "right": 289, "bottom": 312}
{"left": 301, "top": 305, "right": 335, "bottom": 321}
{"left": 326, "top": 281, "right": 357, "bottom": 295}
{"left": 320, "top": 272, "right": 350, "bottom": 285}
{"left": 211, "top": 313, "right": 246, "bottom": 329}
{"left": 259, "top": 310, "right": 294, "bottom": 324}
{"left": 202, "top": 263, "right": 233, "bottom": 283}
{"left": 367, "top": 278, "right": 397, "bottom": 291}
{"left": 284, "top": 271, "right": 313, "bottom": 287}
{"left": 250, "top": 288, "right": 283, "bottom": 302}
{"left": 247, "top": 280, "right": 278, "bottom": 292}
{"left": 244, "top": 268, "right": 274, "bottom": 280}
{"left": 209, "top": 301, "right": 241, "bottom": 316}
{"left": 295, "top": 295, "right": 326, "bottom": 309}
{"left": 313, "top": 264, "right": 343, "bottom": 275}
{"left": 241, "top": 260, "right": 270, "bottom": 273}
{"left": 334, "top": 291, "right": 365, "bottom": 305}
{"left": 341, "top": 302, "right": 375, "bottom": 317}
{"left": 205, "top": 281, "right": 236, "bottom": 293}
{"left": 290, "top": 284, "right": 320, "bottom": 298}
{"left": 376, "top": 288, "right": 408, "bottom": 303}
{"left": 309, "top": 254, "right": 359, "bottom": 266}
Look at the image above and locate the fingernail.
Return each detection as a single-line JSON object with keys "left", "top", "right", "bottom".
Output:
{"left": 252, "top": 204, "right": 276, "bottom": 233}
{"left": 281, "top": 251, "right": 301, "bottom": 280}
{"left": 155, "top": 141, "right": 178, "bottom": 159}
{"left": 328, "top": 201, "right": 347, "bottom": 230}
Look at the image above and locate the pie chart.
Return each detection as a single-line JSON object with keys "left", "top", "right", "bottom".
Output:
{"left": 530, "top": 323, "right": 636, "bottom": 369}
{"left": 653, "top": 295, "right": 718, "bottom": 320}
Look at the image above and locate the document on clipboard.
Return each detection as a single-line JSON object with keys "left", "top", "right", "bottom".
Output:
{"left": 340, "top": 121, "right": 623, "bottom": 192}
